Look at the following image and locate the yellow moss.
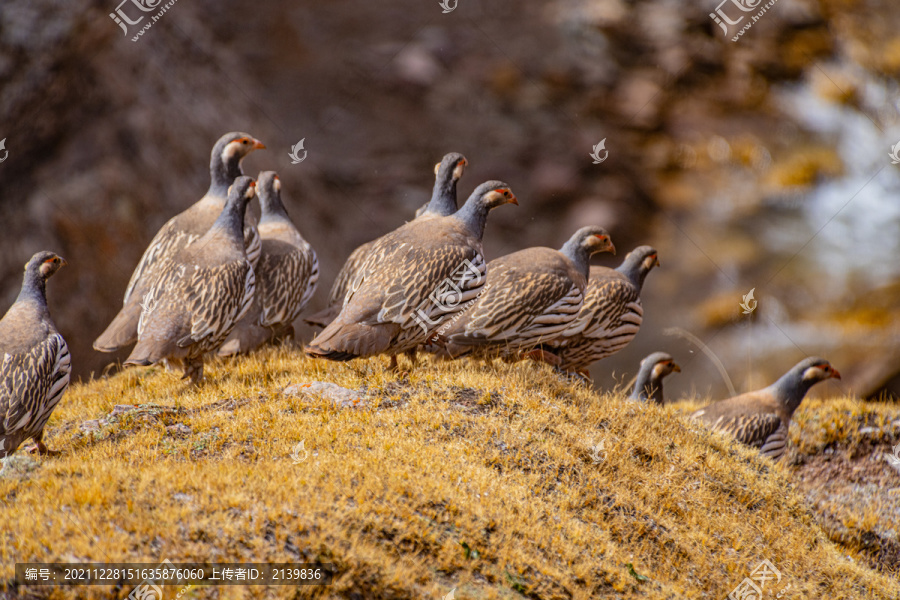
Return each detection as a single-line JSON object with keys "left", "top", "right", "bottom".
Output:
{"left": 0, "top": 348, "right": 896, "bottom": 598}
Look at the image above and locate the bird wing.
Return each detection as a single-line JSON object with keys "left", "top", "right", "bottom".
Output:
{"left": 169, "top": 260, "right": 254, "bottom": 349}
{"left": 124, "top": 219, "right": 200, "bottom": 304}
{"left": 243, "top": 224, "right": 262, "bottom": 268}
{"left": 1, "top": 334, "right": 70, "bottom": 438}
{"left": 257, "top": 242, "right": 317, "bottom": 328}
{"left": 450, "top": 253, "right": 583, "bottom": 345}
{"left": 329, "top": 242, "right": 374, "bottom": 307}
{"left": 346, "top": 223, "right": 483, "bottom": 330}
{"left": 692, "top": 390, "right": 785, "bottom": 452}
{"left": 564, "top": 271, "right": 641, "bottom": 343}
{"left": 708, "top": 412, "right": 785, "bottom": 450}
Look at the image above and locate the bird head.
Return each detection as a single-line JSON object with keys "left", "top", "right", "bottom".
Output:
{"left": 216, "top": 132, "right": 266, "bottom": 164}
{"left": 435, "top": 153, "right": 468, "bottom": 182}
{"left": 575, "top": 226, "right": 616, "bottom": 257}
{"left": 256, "top": 171, "right": 287, "bottom": 216}
{"left": 474, "top": 181, "right": 518, "bottom": 209}
{"left": 647, "top": 352, "right": 681, "bottom": 380}
{"left": 800, "top": 358, "right": 841, "bottom": 383}
{"left": 227, "top": 176, "right": 257, "bottom": 203}
{"left": 27, "top": 251, "right": 67, "bottom": 280}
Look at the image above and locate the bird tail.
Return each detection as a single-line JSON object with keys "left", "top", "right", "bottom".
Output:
{"left": 93, "top": 302, "right": 141, "bottom": 352}
{"left": 303, "top": 304, "right": 341, "bottom": 329}
{"left": 123, "top": 339, "right": 162, "bottom": 368}
{"left": 305, "top": 315, "right": 398, "bottom": 361}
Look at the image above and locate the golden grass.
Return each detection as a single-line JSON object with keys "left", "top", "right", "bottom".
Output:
{"left": 1, "top": 347, "right": 898, "bottom": 599}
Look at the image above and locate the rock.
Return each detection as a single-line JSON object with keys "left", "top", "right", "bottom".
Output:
{"left": 0, "top": 453, "right": 42, "bottom": 479}
{"left": 166, "top": 423, "right": 192, "bottom": 437}
{"left": 283, "top": 381, "right": 368, "bottom": 408}
{"left": 80, "top": 419, "right": 101, "bottom": 433}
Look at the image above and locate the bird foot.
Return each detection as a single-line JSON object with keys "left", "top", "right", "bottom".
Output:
{"left": 182, "top": 361, "right": 206, "bottom": 386}
{"left": 29, "top": 442, "right": 60, "bottom": 457}
{"left": 526, "top": 348, "right": 562, "bottom": 367}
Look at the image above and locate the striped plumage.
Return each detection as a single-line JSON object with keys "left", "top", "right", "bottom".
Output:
{"left": 0, "top": 252, "right": 70, "bottom": 458}
{"left": 93, "top": 132, "right": 265, "bottom": 353}
{"left": 543, "top": 245, "right": 660, "bottom": 374}
{"left": 691, "top": 357, "right": 841, "bottom": 460}
{"left": 437, "top": 226, "right": 615, "bottom": 360}
{"left": 219, "top": 171, "right": 319, "bottom": 355}
{"left": 305, "top": 181, "right": 517, "bottom": 363}
{"left": 629, "top": 352, "right": 680, "bottom": 405}
{"left": 124, "top": 177, "right": 258, "bottom": 384}
{"left": 304, "top": 152, "right": 467, "bottom": 329}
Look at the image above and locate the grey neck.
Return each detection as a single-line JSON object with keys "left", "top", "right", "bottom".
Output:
{"left": 453, "top": 198, "right": 489, "bottom": 240}
{"left": 17, "top": 268, "right": 48, "bottom": 311}
{"left": 630, "top": 362, "right": 663, "bottom": 404}
{"left": 424, "top": 175, "right": 459, "bottom": 216}
{"left": 207, "top": 152, "right": 244, "bottom": 199}
{"left": 617, "top": 254, "right": 649, "bottom": 292}
{"left": 559, "top": 240, "right": 591, "bottom": 279}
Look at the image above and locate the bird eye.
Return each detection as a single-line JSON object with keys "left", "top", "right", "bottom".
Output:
{"left": 241, "top": 139, "right": 249, "bottom": 144}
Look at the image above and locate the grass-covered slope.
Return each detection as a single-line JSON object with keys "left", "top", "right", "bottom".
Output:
{"left": 1, "top": 348, "right": 898, "bottom": 599}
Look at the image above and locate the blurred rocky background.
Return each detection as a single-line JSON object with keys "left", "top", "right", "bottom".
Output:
{"left": 1, "top": 0, "right": 898, "bottom": 400}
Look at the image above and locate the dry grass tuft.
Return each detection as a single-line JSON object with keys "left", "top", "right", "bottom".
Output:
{"left": 1, "top": 347, "right": 898, "bottom": 599}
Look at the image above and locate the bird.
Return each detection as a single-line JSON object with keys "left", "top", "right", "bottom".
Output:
{"left": 218, "top": 171, "right": 319, "bottom": 355}
{"left": 124, "top": 177, "right": 258, "bottom": 384}
{"left": 0, "top": 252, "right": 70, "bottom": 459}
{"left": 629, "top": 352, "right": 680, "bottom": 404}
{"left": 304, "top": 152, "right": 468, "bottom": 329}
{"left": 534, "top": 245, "right": 660, "bottom": 376}
{"left": 305, "top": 180, "right": 517, "bottom": 367}
{"left": 691, "top": 357, "right": 841, "bottom": 460}
{"left": 93, "top": 132, "right": 265, "bottom": 354}
{"left": 435, "top": 226, "right": 616, "bottom": 361}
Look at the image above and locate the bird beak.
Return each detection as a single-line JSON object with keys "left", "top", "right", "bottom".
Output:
{"left": 508, "top": 195, "right": 519, "bottom": 206}
{"left": 672, "top": 363, "right": 681, "bottom": 373}
{"left": 608, "top": 241, "right": 617, "bottom": 256}
{"left": 655, "top": 257, "right": 661, "bottom": 267}
{"left": 831, "top": 368, "right": 841, "bottom": 380}
{"left": 252, "top": 139, "right": 266, "bottom": 150}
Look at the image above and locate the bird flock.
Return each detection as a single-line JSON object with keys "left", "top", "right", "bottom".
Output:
{"left": 0, "top": 132, "right": 841, "bottom": 462}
